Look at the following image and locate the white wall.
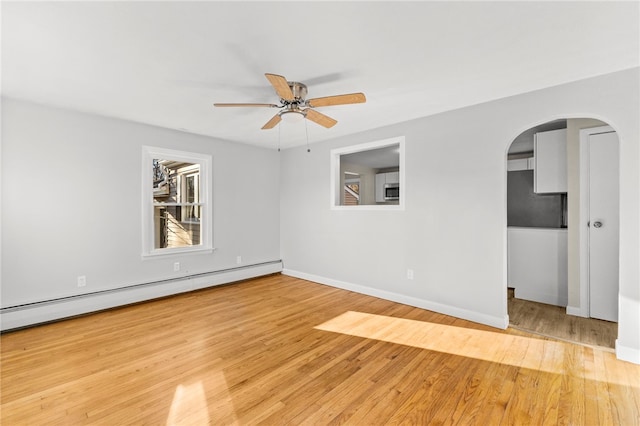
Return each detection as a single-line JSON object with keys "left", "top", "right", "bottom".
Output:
{"left": 1, "top": 98, "right": 281, "bottom": 309}
{"left": 280, "top": 68, "right": 640, "bottom": 363}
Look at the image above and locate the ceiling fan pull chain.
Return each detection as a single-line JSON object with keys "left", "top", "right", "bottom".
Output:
{"left": 305, "top": 119, "right": 311, "bottom": 153}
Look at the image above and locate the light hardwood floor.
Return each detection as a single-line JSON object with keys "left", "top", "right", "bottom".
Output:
{"left": 2, "top": 274, "right": 639, "bottom": 425}
{"left": 507, "top": 288, "right": 618, "bottom": 349}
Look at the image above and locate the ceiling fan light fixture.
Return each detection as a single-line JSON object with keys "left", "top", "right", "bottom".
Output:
{"left": 280, "top": 110, "right": 305, "bottom": 123}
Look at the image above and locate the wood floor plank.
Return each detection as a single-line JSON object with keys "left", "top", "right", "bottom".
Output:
{"left": 603, "top": 351, "right": 640, "bottom": 426}
{"left": 507, "top": 288, "right": 617, "bottom": 348}
{"left": 622, "top": 357, "right": 640, "bottom": 418}
{"left": 391, "top": 351, "right": 476, "bottom": 424}
{"left": 555, "top": 343, "right": 587, "bottom": 426}
{"left": 530, "top": 340, "right": 563, "bottom": 425}
{"left": 2, "top": 274, "right": 638, "bottom": 425}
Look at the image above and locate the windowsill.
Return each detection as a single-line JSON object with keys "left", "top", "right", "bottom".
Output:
{"left": 142, "top": 246, "right": 215, "bottom": 259}
{"left": 331, "top": 204, "right": 405, "bottom": 211}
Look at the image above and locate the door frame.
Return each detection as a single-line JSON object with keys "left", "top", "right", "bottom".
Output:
{"left": 578, "top": 125, "right": 617, "bottom": 318}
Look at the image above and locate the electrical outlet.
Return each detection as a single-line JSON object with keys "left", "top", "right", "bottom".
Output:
{"left": 236, "top": 256, "right": 242, "bottom": 265}
{"left": 173, "top": 262, "right": 180, "bottom": 272}
{"left": 77, "top": 276, "right": 87, "bottom": 287}
{"left": 407, "top": 269, "right": 414, "bottom": 280}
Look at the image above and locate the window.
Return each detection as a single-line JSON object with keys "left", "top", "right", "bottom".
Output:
{"left": 142, "top": 147, "right": 212, "bottom": 257}
{"left": 330, "top": 137, "right": 405, "bottom": 210}
{"left": 344, "top": 174, "right": 361, "bottom": 206}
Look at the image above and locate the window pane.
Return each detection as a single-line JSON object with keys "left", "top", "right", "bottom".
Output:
{"left": 153, "top": 159, "right": 172, "bottom": 197}
{"left": 152, "top": 159, "right": 202, "bottom": 249}
{"left": 154, "top": 206, "right": 201, "bottom": 249}
{"left": 185, "top": 174, "right": 199, "bottom": 203}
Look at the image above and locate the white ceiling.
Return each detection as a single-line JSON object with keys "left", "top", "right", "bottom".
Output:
{"left": 341, "top": 144, "right": 399, "bottom": 170}
{"left": 2, "top": 1, "right": 638, "bottom": 150}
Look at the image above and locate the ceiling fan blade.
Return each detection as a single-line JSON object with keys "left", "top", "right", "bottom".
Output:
{"left": 305, "top": 109, "right": 337, "bottom": 128}
{"left": 265, "top": 73, "right": 294, "bottom": 101}
{"left": 306, "top": 93, "right": 366, "bottom": 108}
{"left": 214, "top": 103, "right": 279, "bottom": 107}
{"left": 262, "top": 113, "right": 282, "bottom": 130}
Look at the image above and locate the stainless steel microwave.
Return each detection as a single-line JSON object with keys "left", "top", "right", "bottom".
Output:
{"left": 384, "top": 183, "right": 399, "bottom": 200}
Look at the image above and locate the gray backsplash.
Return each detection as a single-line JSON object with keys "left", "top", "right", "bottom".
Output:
{"left": 507, "top": 170, "right": 566, "bottom": 228}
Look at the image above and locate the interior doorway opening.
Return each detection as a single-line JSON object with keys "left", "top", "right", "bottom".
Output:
{"left": 505, "top": 118, "right": 619, "bottom": 349}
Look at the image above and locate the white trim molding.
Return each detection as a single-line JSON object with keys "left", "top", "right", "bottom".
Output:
{"left": 566, "top": 305, "right": 588, "bottom": 318}
{"left": 616, "top": 339, "right": 640, "bottom": 365}
{"left": 283, "top": 269, "right": 509, "bottom": 330}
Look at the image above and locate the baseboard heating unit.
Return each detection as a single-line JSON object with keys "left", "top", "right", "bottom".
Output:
{"left": 1, "top": 260, "right": 282, "bottom": 331}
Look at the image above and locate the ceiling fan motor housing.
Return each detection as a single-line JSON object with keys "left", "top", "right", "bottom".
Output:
{"left": 287, "top": 82, "right": 307, "bottom": 102}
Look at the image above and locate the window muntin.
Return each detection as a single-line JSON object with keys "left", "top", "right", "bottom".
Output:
{"left": 143, "top": 147, "right": 212, "bottom": 257}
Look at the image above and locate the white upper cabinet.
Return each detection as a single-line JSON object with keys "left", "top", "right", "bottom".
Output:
{"left": 534, "top": 128, "right": 567, "bottom": 193}
{"left": 386, "top": 171, "right": 400, "bottom": 184}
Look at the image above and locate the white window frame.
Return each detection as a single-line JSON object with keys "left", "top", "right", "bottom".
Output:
{"left": 330, "top": 136, "right": 405, "bottom": 210}
{"left": 142, "top": 146, "right": 213, "bottom": 257}
{"left": 178, "top": 165, "right": 201, "bottom": 224}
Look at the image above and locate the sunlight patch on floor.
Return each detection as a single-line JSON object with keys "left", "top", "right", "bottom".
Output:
{"left": 165, "top": 369, "right": 240, "bottom": 425}
{"left": 166, "top": 381, "right": 211, "bottom": 426}
{"left": 315, "top": 311, "right": 639, "bottom": 387}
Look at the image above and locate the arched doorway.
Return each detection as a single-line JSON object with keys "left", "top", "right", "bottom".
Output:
{"left": 506, "top": 118, "right": 619, "bottom": 348}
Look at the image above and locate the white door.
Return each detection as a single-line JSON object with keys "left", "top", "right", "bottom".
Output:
{"left": 588, "top": 131, "right": 619, "bottom": 322}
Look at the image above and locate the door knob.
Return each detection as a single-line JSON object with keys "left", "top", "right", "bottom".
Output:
{"left": 593, "top": 221, "right": 603, "bottom": 228}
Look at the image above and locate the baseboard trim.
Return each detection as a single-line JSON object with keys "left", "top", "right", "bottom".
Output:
{"left": 1, "top": 261, "right": 282, "bottom": 331}
{"left": 616, "top": 339, "right": 640, "bottom": 365}
{"left": 566, "top": 305, "right": 588, "bottom": 318}
{"left": 283, "top": 269, "right": 508, "bottom": 330}
{"left": 514, "top": 288, "right": 567, "bottom": 308}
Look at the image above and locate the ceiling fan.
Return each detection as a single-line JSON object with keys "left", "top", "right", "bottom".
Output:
{"left": 214, "top": 73, "right": 366, "bottom": 129}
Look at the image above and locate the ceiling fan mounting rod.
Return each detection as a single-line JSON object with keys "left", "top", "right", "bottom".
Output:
{"left": 281, "top": 99, "right": 304, "bottom": 108}
{"left": 286, "top": 81, "right": 308, "bottom": 101}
